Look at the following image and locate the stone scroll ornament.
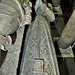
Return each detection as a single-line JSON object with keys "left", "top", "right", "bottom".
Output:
{"left": 0, "top": 0, "right": 32, "bottom": 51}
{"left": 20, "top": 0, "right": 59, "bottom": 75}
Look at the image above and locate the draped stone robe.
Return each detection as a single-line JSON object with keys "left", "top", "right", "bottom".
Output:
{"left": 20, "top": 1, "right": 59, "bottom": 75}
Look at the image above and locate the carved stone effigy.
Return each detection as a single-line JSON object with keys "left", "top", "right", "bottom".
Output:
{"left": 0, "top": 0, "right": 32, "bottom": 75}
{"left": 20, "top": 0, "right": 60, "bottom": 75}
{"left": 0, "top": 0, "right": 32, "bottom": 51}
{"left": 0, "top": 27, "right": 24, "bottom": 75}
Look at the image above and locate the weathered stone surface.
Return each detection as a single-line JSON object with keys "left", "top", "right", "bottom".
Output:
{"left": 0, "top": 26, "right": 24, "bottom": 75}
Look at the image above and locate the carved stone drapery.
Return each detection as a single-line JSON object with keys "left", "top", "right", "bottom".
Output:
{"left": 20, "top": 16, "right": 59, "bottom": 75}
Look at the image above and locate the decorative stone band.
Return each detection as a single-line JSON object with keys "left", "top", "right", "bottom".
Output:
{"left": 59, "top": 46, "right": 72, "bottom": 54}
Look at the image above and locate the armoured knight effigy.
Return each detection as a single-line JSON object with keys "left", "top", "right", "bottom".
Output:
{"left": 20, "top": 0, "right": 59, "bottom": 75}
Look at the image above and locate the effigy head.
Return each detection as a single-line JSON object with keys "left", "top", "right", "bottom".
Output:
{"left": 0, "top": 0, "right": 32, "bottom": 51}
{"left": 0, "top": 14, "right": 19, "bottom": 36}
